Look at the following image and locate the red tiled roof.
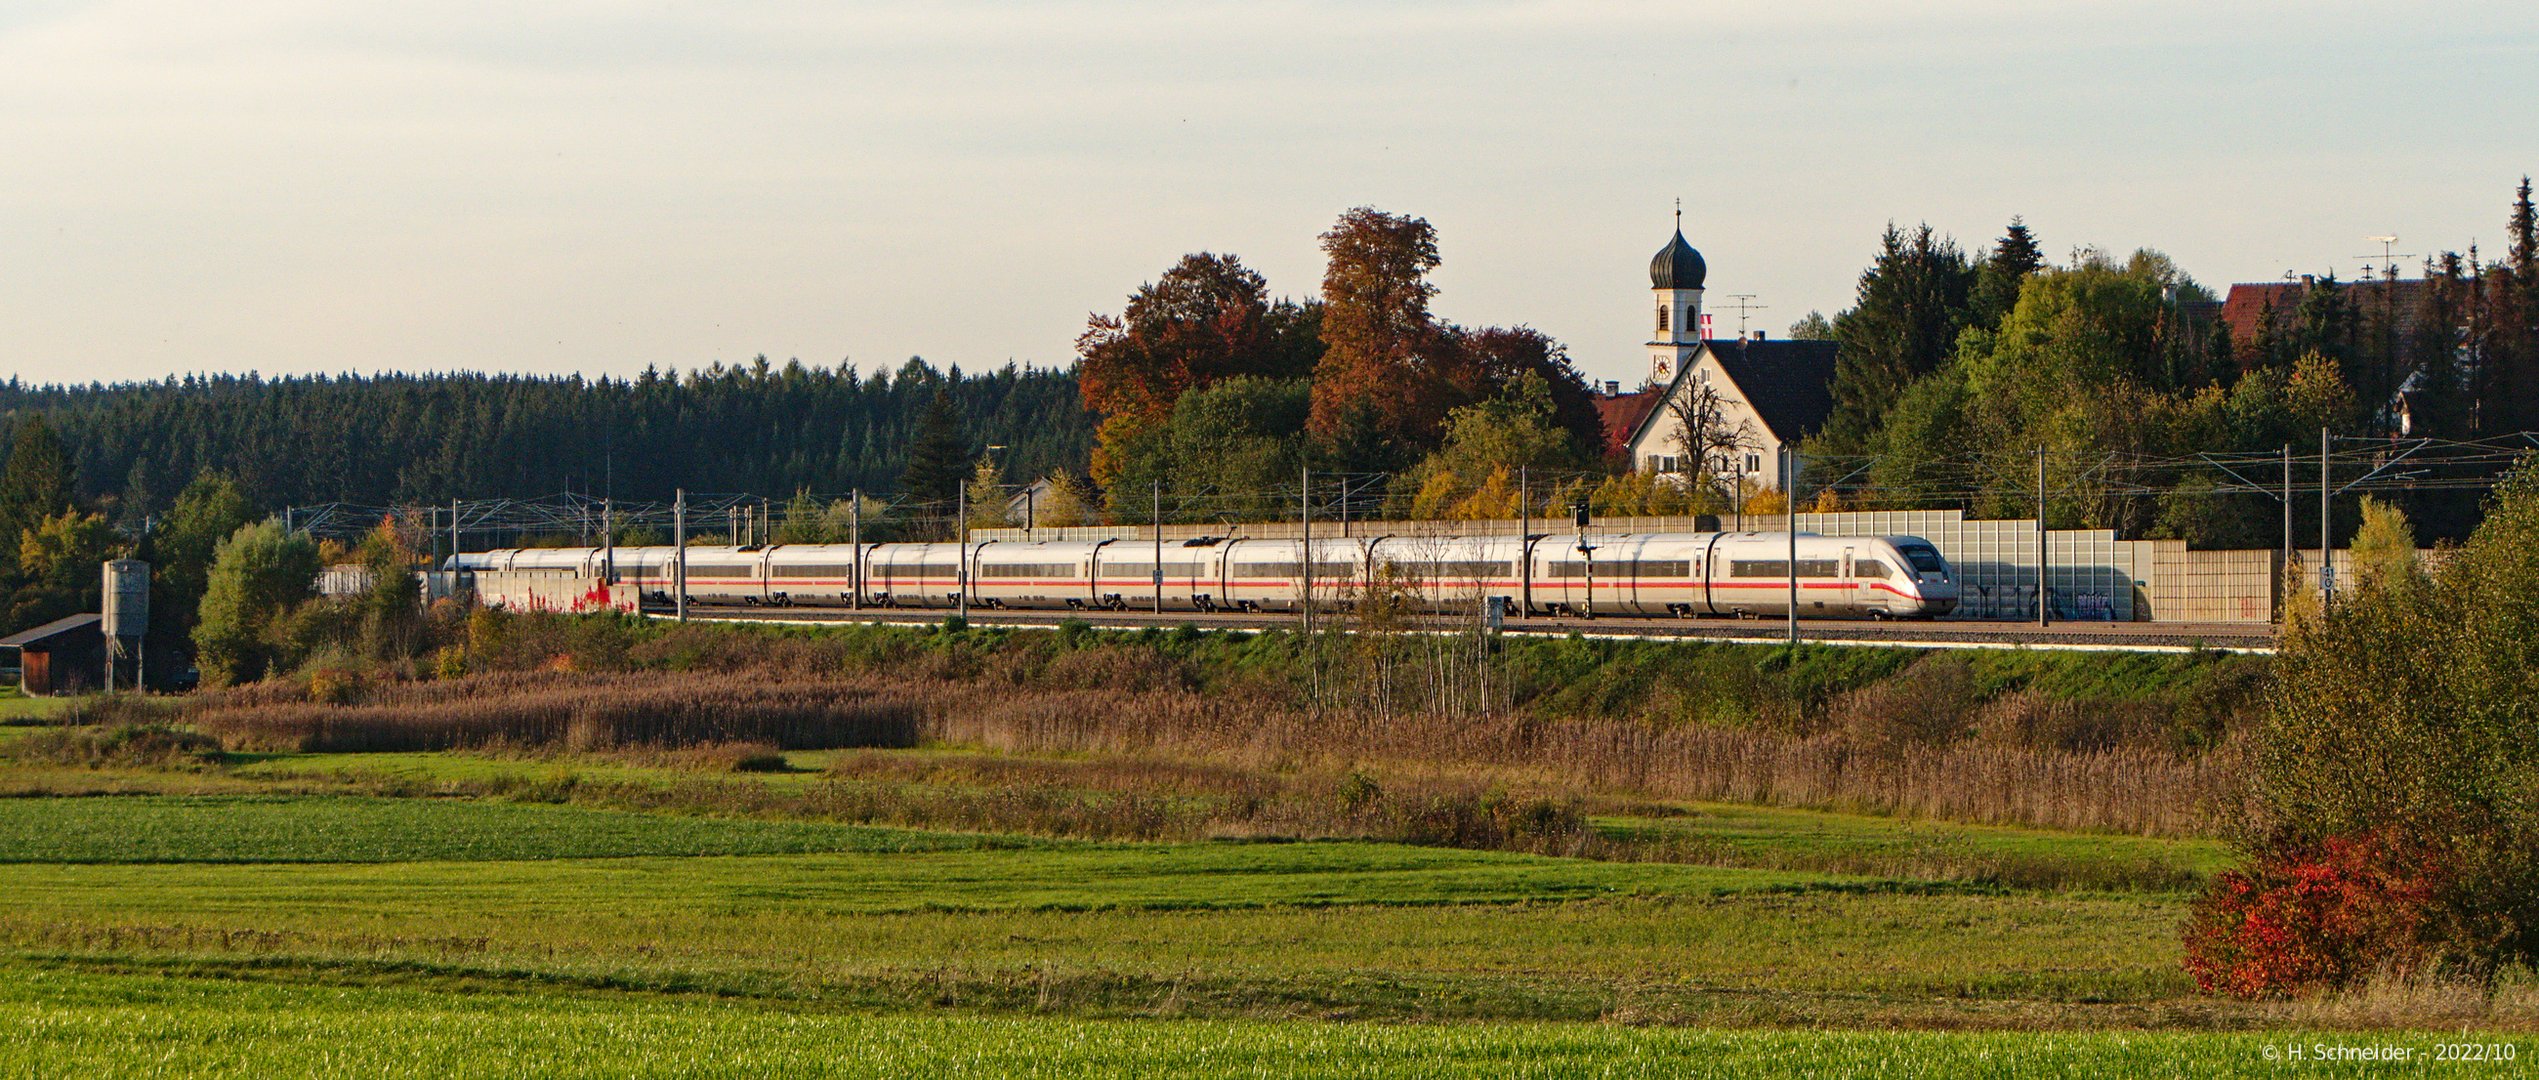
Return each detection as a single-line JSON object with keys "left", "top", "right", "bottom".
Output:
{"left": 1594, "top": 391, "right": 1661, "bottom": 456}
{"left": 2218, "top": 283, "right": 2304, "bottom": 347}
{"left": 2219, "top": 279, "right": 2432, "bottom": 350}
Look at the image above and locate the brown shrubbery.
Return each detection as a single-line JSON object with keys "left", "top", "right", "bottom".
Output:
{"left": 188, "top": 671, "right": 921, "bottom": 753}
{"left": 174, "top": 662, "right": 2235, "bottom": 837}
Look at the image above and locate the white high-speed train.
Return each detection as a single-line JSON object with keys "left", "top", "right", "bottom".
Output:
{"left": 451, "top": 532, "right": 1959, "bottom": 619}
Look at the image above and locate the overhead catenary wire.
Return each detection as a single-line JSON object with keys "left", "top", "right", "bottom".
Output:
{"left": 277, "top": 433, "right": 2539, "bottom": 548}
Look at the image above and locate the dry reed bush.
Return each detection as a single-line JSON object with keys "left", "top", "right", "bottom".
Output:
{"left": 1971, "top": 690, "right": 2169, "bottom": 753}
{"left": 894, "top": 682, "right": 2235, "bottom": 837}
{"left": 54, "top": 694, "right": 173, "bottom": 728}
{"left": 1825, "top": 655, "right": 1977, "bottom": 753}
{"left": 1035, "top": 643, "right": 1194, "bottom": 694}
{"left": 823, "top": 749, "right": 1271, "bottom": 798}
{"left": 186, "top": 672, "right": 921, "bottom": 753}
{"left": 2266, "top": 970, "right": 2539, "bottom": 1031}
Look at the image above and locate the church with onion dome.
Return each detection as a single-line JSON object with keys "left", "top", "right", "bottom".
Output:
{"left": 1601, "top": 221, "right": 1840, "bottom": 491}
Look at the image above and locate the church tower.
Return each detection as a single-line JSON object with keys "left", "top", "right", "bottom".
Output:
{"left": 1646, "top": 213, "right": 1707, "bottom": 387}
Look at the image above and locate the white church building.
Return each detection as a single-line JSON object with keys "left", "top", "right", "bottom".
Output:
{"left": 1600, "top": 225, "right": 1840, "bottom": 491}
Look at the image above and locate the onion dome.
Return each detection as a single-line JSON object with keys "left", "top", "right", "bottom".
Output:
{"left": 1649, "top": 230, "right": 1707, "bottom": 290}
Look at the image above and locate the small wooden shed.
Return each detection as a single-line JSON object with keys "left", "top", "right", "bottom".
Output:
{"left": 0, "top": 613, "right": 104, "bottom": 696}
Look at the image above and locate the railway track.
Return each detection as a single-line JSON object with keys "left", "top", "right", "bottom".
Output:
{"left": 674, "top": 605, "right": 2278, "bottom": 653}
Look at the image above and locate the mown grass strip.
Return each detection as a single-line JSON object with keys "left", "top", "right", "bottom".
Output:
{"left": 0, "top": 965, "right": 2502, "bottom": 1079}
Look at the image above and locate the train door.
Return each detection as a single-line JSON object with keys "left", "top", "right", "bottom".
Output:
{"left": 1844, "top": 545, "right": 1865, "bottom": 615}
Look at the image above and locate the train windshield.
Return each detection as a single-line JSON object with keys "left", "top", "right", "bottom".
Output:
{"left": 1897, "top": 545, "right": 1947, "bottom": 575}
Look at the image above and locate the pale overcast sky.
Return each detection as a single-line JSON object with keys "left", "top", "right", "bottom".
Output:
{"left": 3, "top": 1, "right": 2530, "bottom": 390}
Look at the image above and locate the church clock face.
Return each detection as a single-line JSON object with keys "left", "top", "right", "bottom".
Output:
{"left": 1652, "top": 355, "right": 1672, "bottom": 380}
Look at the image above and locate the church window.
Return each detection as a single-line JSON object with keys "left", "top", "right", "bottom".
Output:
{"left": 1656, "top": 306, "right": 1669, "bottom": 332}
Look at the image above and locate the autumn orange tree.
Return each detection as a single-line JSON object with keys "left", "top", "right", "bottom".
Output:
{"left": 1075, "top": 253, "right": 1318, "bottom": 491}
{"left": 1308, "top": 208, "right": 1458, "bottom": 472}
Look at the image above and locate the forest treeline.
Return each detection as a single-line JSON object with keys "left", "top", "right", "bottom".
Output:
{"left": 0, "top": 358, "right": 1089, "bottom": 522}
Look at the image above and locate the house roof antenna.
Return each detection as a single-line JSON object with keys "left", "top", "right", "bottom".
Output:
{"left": 2353, "top": 235, "right": 2415, "bottom": 285}
{"left": 1717, "top": 294, "right": 1766, "bottom": 338}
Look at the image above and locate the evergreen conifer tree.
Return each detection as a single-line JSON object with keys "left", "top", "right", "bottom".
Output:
{"left": 1967, "top": 218, "right": 2044, "bottom": 331}
{"left": 1817, "top": 224, "right": 1974, "bottom": 454}
{"left": 898, "top": 389, "right": 969, "bottom": 506}
{"left": 0, "top": 415, "right": 73, "bottom": 578}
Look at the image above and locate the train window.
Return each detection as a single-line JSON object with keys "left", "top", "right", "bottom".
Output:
{"left": 1853, "top": 560, "right": 1890, "bottom": 579}
{"left": 881, "top": 563, "right": 958, "bottom": 579}
{"left": 1730, "top": 559, "right": 1839, "bottom": 578}
{"left": 1234, "top": 562, "right": 1348, "bottom": 578}
{"left": 772, "top": 564, "right": 856, "bottom": 578}
{"left": 1635, "top": 560, "right": 1692, "bottom": 578}
{"left": 685, "top": 564, "right": 754, "bottom": 578}
{"left": 1100, "top": 562, "right": 1205, "bottom": 579}
{"left": 1386, "top": 560, "right": 1510, "bottom": 578}
{"left": 1545, "top": 559, "right": 1633, "bottom": 578}
{"left": 979, "top": 563, "right": 1079, "bottom": 578}
{"left": 1898, "top": 546, "right": 1946, "bottom": 574}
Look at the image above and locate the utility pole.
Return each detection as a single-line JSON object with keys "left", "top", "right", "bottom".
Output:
{"left": 601, "top": 497, "right": 615, "bottom": 594}
{"left": 449, "top": 499, "right": 460, "bottom": 570}
{"left": 2320, "top": 427, "right": 2332, "bottom": 608}
{"left": 849, "top": 489, "right": 862, "bottom": 611}
{"left": 1517, "top": 465, "right": 1531, "bottom": 617}
{"left": 671, "top": 490, "right": 686, "bottom": 622}
{"left": 1301, "top": 465, "right": 1314, "bottom": 635}
{"left": 956, "top": 484, "right": 969, "bottom": 621}
{"left": 1151, "top": 479, "right": 1163, "bottom": 615}
{"left": 2035, "top": 448, "right": 2049, "bottom": 627}
{"left": 1785, "top": 448, "right": 1797, "bottom": 644}
{"left": 1577, "top": 499, "right": 1596, "bottom": 621}
{"left": 2281, "top": 446, "right": 2292, "bottom": 620}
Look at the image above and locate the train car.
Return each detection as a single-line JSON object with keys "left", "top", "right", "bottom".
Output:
{"left": 1521, "top": 533, "right": 1957, "bottom": 619}
{"left": 1530, "top": 533, "right": 1695, "bottom": 617}
{"left": 762, "top": 543, "right": 865, "bottom": 606}
{"left": 1090, "top": 538, "right": 1229, "bottom": 611}
{"left": 863, "top": 542, "right": 966, "bottom": 608}
{"left": 1217, "top": 538, "right": 1368, "bottom": 613}
{"left": 1364, "top": 534, "right": 1528, "bottom": 613}
{"left": 970, "top": 541, "right": 1106, "bottom": 609}
{"left": 661, "top": 546, "right": 762, "bottom": 606}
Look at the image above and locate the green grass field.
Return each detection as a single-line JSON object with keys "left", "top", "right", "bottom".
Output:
{"left": 0, "top": 689, "right": 66, "bottom": 724}
{"left": 1, "top": 731, "right": 2528, "bottom": 1075}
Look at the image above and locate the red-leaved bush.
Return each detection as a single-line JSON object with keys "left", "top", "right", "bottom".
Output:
{"left": 2183, "top": 831, "right": 2445, "bottom": 998}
